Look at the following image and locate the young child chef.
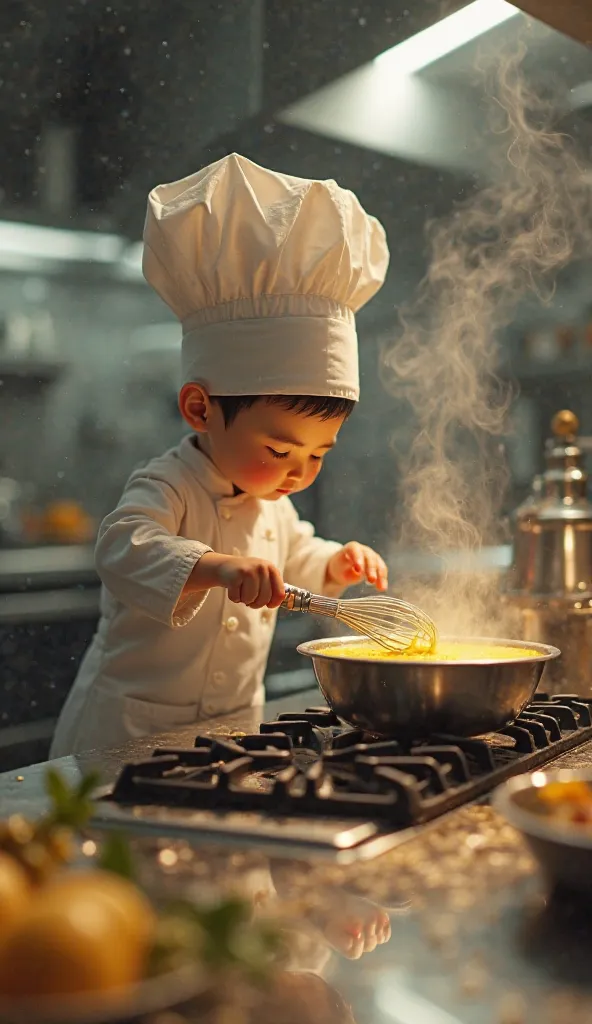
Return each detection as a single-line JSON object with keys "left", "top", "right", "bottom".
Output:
{"left": 50, "top": 153, "right": 390, "bottom": 757}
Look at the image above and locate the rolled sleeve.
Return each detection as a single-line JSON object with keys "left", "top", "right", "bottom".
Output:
{"left": 96, "top": 474, "right": 212, "bottom": 628}
{"left": 282, "top": 499, "right": 344, "bottom": 598}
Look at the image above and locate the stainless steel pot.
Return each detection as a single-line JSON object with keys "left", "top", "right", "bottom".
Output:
{"left": 508, "top": 598, "right": 592, "bottom": 693}
{"left": 504, "top": 410, "right": 592, "bottom": 696}
{"left": 297, "top": 635, "right": 559, "bottom": 737}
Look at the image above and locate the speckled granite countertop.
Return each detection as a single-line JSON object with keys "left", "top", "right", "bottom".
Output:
{"left": 2, "top": 691, "right": 592, "bottom": 1024}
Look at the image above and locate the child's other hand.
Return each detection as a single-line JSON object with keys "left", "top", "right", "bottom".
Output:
{"left": 326, "top": 542, "right": 388, "bottom": 591}
{"left": 217, "top": 555, "right": 286, "bottom": 609}
{"left": 317, "top": 894, "right": 391, "bottom": 960}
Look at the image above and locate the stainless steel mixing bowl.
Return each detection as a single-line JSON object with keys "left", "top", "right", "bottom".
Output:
{"left": 297, "top": 636, "right": 560, "bottom": 736}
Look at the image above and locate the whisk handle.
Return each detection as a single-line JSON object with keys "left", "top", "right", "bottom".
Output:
{"left": 281, "top": 585, "right": 313, "bottom": 612}
{"left": 281, "top": 585, "right": 339, "bottom": 618}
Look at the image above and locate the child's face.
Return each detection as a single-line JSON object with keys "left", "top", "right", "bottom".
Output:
{"left": 181, "top": 387, "right": 347, "bottom": 500}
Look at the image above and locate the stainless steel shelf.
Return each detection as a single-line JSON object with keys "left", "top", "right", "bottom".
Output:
{"left": 0, "top": 588, "right": 100, "bottom": 625}
{"left": 502, "top": 359, "right": 592, "bottom": 382}
{"left": 0, "top": 357, "right": 66, "bottom": 384}
{"left": 0, "top": 544, "right": 97, "bottom": 592}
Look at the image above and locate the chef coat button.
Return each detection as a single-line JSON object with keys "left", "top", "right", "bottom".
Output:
{"left": 264, "top": 529, "right": 276, "bottom": 541}
{"left": 213, "top": 671, "right": 226, "bottom": 685}
{"left": 221, "top": 508, "right": 232, "bottom": 521}
{"left": 224, "top": 616, "right": 239, "bottom": 633}
{"left": 261, "top": 610, "right": 272, "bottom": 624}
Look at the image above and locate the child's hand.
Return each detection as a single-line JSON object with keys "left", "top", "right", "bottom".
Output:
{"left": 188, "top": 552, "right": 286, "bottom": 608}
{"left": 310, "top": 893, "right": 391, "bottom": 960}
{"left": 217, "top": 555, "right": 286, "bottom": 609}
{"left": 323, "top": 900, "right": 391, "bottom": 959}
{"left": 326, "top": 542, "right": 388, "bottom": 591}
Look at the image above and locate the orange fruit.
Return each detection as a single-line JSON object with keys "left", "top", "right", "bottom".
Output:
{"left": 46, "top": 870, "right": 156, "bottom": 952}
{"left": 0, "top": 853, "right": 31, "bottom": 946}
{"left": 0, "top": 871, "right": 155, "bottom": 1000}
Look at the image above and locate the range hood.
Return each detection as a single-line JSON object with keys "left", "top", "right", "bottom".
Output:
{"left": 511, "top": 1, "right": 592, "bottom": 47}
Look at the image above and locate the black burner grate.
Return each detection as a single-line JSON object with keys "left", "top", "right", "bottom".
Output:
{"left": 104, "top": 694, "right": 592, "bottom": 829}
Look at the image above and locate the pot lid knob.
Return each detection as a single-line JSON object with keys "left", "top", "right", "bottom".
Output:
{"left": 541, "top": 408, "right": 588, "bottom": 504}
{"left": 552, "top": 409, "right": 579, "bottom": 439}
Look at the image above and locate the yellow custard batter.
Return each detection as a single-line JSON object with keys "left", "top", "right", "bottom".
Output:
{"left": 318, "top": 640, "right": 541, "bottom": 662}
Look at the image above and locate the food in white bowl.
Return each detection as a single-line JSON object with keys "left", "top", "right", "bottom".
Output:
{"left": 495, "top": 769, "right": 592, "bottom": 896}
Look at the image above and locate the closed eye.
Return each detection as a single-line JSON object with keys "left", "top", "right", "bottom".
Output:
{"left": 268, "top": 448, "right": 289, "bottom": 460}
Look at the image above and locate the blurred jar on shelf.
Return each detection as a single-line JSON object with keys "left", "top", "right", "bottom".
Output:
{"left": 0, "top": 475, "right": 35, "bottom": 546}
{"left": 524, "top": 326, "right": 558, "bottom": 363}
{"left": 39, "top": 502, "right": 95, "bottom": 545}
{"left": 19, "top": 501, "right": 95, "bottom": 546}
{"left": 556, "top": 325, "right": 576, "bottom": 356}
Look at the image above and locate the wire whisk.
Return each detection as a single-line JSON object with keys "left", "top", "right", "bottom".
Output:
{"left": 282, "top": 585, "right": 437, "bottom": 654}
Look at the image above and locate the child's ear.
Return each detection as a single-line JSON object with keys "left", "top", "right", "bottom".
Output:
{"left": 179, "top": 383, "right": 213, "bottom": 432}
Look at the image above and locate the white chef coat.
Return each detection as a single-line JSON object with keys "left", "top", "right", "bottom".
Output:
{"left": 50, "top": 436, "right": 343, "bottom": 757}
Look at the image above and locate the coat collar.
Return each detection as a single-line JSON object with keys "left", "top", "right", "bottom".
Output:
{"left": 178, "top": 435, "right": 253, "bottom": 505}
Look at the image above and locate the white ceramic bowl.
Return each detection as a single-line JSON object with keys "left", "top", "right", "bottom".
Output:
{"left": 0, "top": 964, "right": 208, "bottom": 1024}
{"left": 495, "top": 768, "right": 592, "bottom": 894}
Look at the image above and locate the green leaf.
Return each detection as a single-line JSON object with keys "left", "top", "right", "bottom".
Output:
{"left": 98, "top": 832, "right": 135, "bottom": 880}
{"left": 202, "top": 897, "right": 250, "bottom": 935}
{"left": 76, "top": 771, "right": 101, "bottom": 800}
{"left": 45, "top": 768, "right": 71, "bottom": 809}
{"left": 147, "top": 913, "right": 204, "bottom": 978}
{"left": 42, "top": 769, "right": 100, "bottom": 830}
{"left": 149, "top": 896, "right": 282, "bottom": 982}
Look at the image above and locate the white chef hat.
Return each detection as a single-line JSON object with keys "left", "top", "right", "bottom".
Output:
{"left": 142, "top": 153, "right": 389, "bottom": 400}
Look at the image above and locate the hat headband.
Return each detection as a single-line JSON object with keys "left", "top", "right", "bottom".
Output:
{"left": 181, "top": 294, "right": 358, "bottom": 399}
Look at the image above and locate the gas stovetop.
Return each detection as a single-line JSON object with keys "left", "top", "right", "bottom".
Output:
{"left": 92, "top": 694, "right": 592, "bottom": 861}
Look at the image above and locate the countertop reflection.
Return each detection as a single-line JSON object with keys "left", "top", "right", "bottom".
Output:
{"left": 2, "top": 690, "right": 592, "bottom": 1023}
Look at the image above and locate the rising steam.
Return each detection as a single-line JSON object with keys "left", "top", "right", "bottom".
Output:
{"left": 382, "top": 43, "right": 592, "bottom": 637}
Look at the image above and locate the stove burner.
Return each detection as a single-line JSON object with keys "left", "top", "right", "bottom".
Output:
{"left": 105, "top": 695, "right": 592, "bottom": 830}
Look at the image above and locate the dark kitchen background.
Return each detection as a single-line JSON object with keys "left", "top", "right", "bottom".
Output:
{"left": 2, "top": 0, "right": 592, "bottom": 768}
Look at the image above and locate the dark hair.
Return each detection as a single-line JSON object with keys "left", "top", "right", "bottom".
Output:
{"left": 212, "top": 394, "right": 356, "bottom": 426}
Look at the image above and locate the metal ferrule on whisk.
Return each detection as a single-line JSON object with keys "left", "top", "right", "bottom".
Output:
{"left": 282, "top": 583, "right": 437, "bottom": 653}
{"left": 282, "top": 585, "right": 339, "bottom": 618}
